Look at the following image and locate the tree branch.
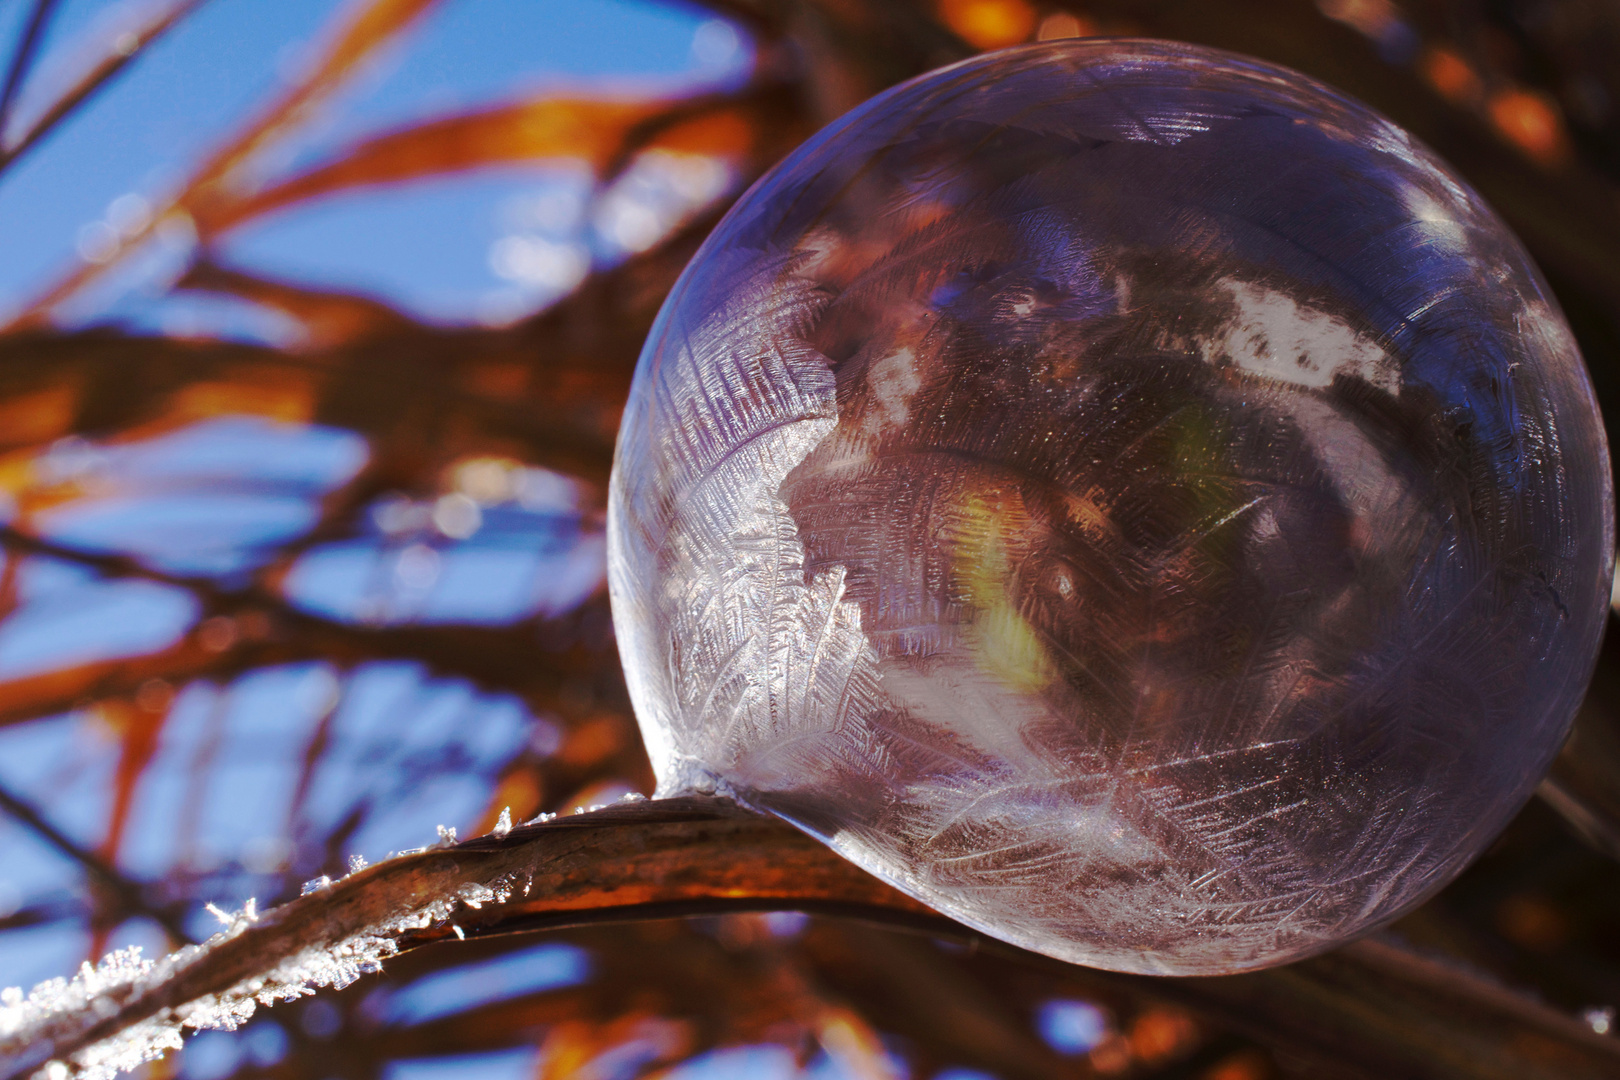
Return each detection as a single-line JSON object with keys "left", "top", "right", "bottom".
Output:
{"left": 0, "top": 0, "right": 208, "bottom": 177}
{"left": 0, "top": 525, "right": 611, "bottom": 720}
{"left": 0, "top": 0, "right": 61, "bottom": 140}
{"left": 0, "top": 782, "right": 190, "bottom": 944}
{"left": 2, "top": 796, "right": 1617, "bottom": 1080}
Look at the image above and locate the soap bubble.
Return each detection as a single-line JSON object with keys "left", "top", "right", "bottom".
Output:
{"left": 607, "top": 40, "right": 1613, "bottom": 974}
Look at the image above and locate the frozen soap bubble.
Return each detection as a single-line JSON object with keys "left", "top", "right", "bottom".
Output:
{"left": 607, "top": 39, "right": 1614, "bottom": 974}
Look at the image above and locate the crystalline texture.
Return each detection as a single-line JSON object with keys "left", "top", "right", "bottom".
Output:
{"left": 0, "top": 857, "right": 528, "bottom": 1080}
{"left": 607, "top": 40, "right": 1614, "bottom": 974}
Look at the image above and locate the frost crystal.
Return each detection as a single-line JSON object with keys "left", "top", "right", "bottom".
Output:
{"left": 0, "top": 839, "right": 532, "bottom": 1080}
{"left": 0, "top": 949, "right": 154, "bottom": 1048}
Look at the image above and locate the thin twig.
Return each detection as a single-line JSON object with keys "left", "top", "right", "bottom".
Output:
{"left": 0, "top": 782, "right": 189, "bottom": 943}
{"left": 0, "top": 0, "right": 208, "bottom": 176}
{"left": 0, "top": 525, "right": 605, "bottom": 717}
{"left": 0, "top": 0, "right": 60, "bottom": 141}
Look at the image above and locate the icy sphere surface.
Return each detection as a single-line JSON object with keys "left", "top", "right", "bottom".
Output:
{"left": 607, "top": 39, "right": 1613, "bottom": 974}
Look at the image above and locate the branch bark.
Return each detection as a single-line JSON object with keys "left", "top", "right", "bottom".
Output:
{"left": 3, "top": 796, "right": 1618, "bottom": 1080}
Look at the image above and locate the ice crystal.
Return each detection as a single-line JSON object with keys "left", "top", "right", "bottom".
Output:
{"left": 0, "top": 949, "right": 154, "bottom": 1046}
{"left": 0, "top": 902, "right": 263, "bottom": 1080}
{"left": 0, "top": 825, "right": 539, "bottom": 1080}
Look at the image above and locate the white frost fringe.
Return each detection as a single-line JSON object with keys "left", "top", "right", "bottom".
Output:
{"left": 0, "top": 848, "right": 525, "bottom": 1080}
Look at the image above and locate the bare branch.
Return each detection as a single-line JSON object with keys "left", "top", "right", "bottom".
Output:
{"left": 0, "top": 0, "right": 208, "bottom": 177}
{"left": 174, "top": 261, "right": 412, "bottom": 349}
{"left": 1, "top": 796, "right": 1617, "bottom": 1080}
{"left": 0, "top": 0, "right": 61, "bottom": 140}
{"left": 1541, "top": 642, "right": 1620, "bottom": 858}
{"left": 0, "top": 783, "right": 189, "bottom": 943}
{"left": 0, "top": 525, "right": 610, "bottom": 716}
{"left": 0, "top": 796, "right": 915, "bottom": 1080}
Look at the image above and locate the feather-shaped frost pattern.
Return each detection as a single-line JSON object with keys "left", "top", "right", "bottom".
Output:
{"left": 611, "top": 253, "right": 880, "bottom": 796}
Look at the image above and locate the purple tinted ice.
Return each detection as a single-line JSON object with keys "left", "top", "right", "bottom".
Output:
{"left": 607, "top": 40, "right": 1614, "bottom": 974}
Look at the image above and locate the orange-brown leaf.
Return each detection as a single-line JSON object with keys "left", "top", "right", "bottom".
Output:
{"left": 96, "top": 696, "right": 171, "bottom": 871}
{"left": 203, "top": 96, "right": 755, "bottom": 233}
{"left": 186, "top": 0, "right": 444, "bottom": 198}
{"left": 176, "top": 261, "right": 410, "bottom": 347}
{"left": 536, "top": 1015, "right": 690, "bottom": 1080}
{"left": 647, "top": 107, "right": 755, "bottom": 159}
{"left": 0, "top": 378, "right": 82, "bottom": 450}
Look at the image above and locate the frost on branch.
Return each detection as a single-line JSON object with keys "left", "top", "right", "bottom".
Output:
{"left": 0, "top": 854, "right": 524, "bottom": 1080}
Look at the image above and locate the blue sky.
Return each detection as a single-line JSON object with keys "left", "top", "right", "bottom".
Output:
{"left": 0, "top": 0, "right": 747, "bottom": 328}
